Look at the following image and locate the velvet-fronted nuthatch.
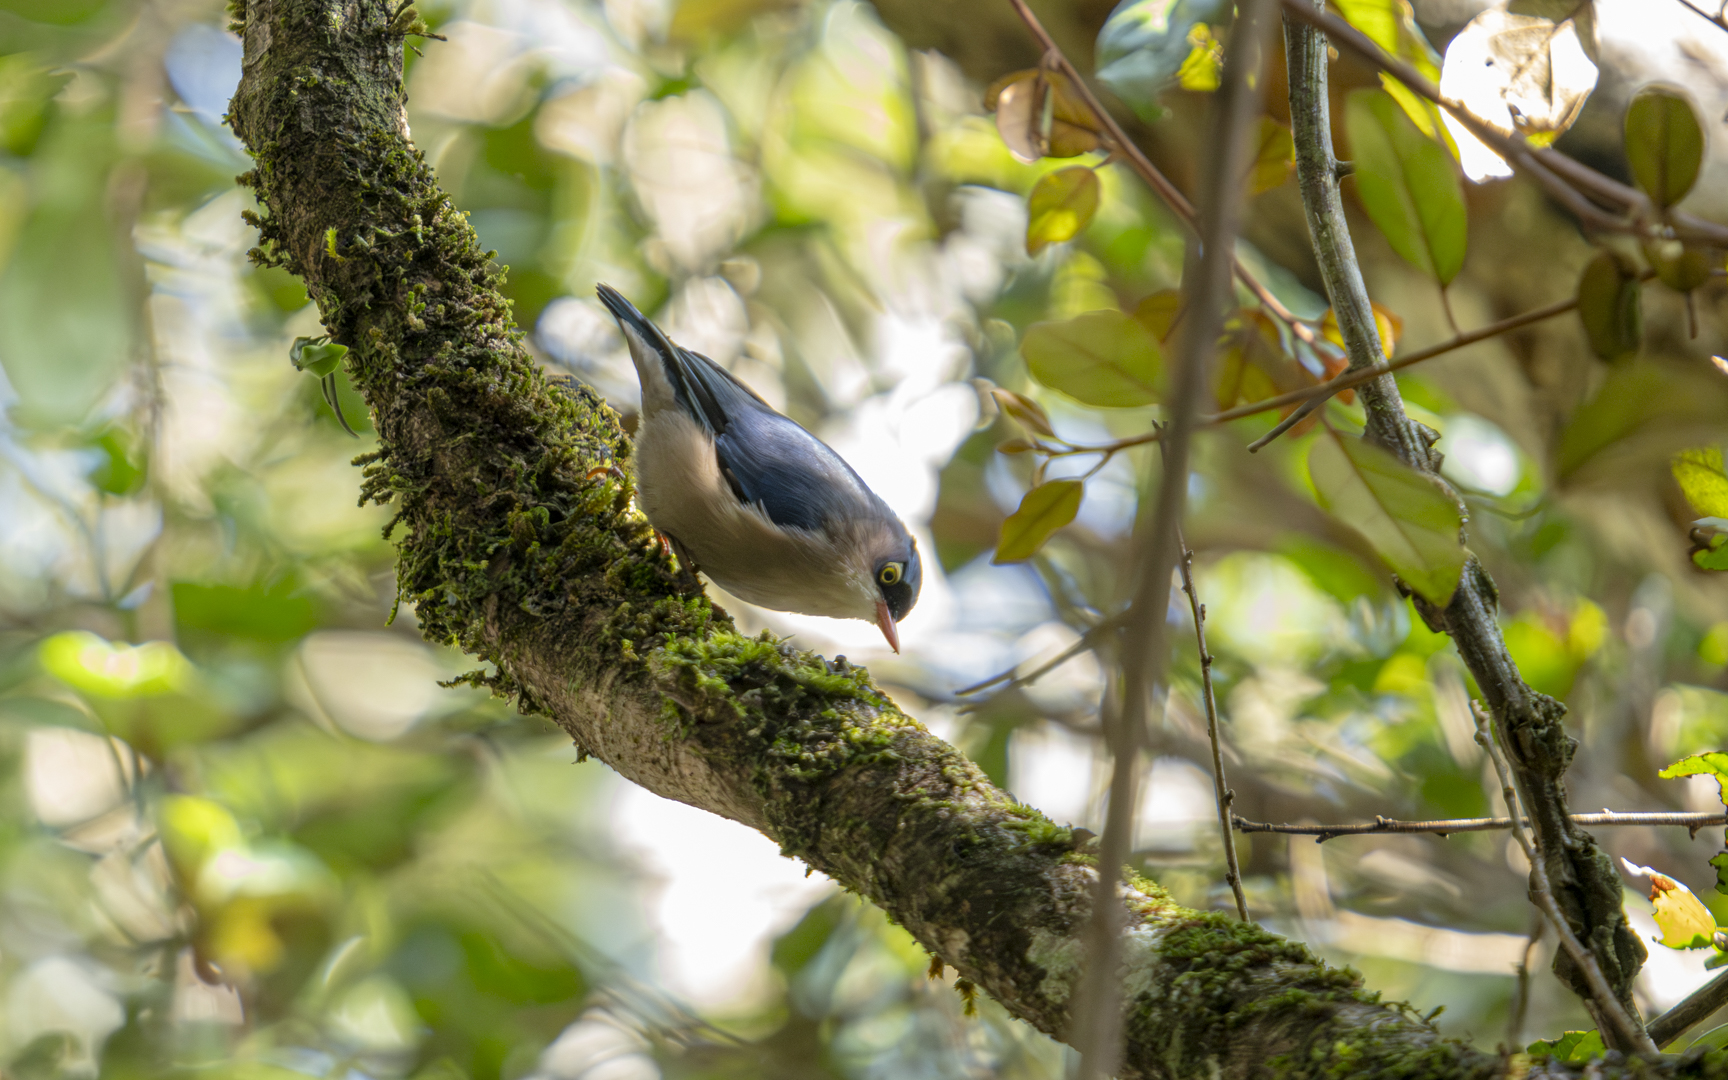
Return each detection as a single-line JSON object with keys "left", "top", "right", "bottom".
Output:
{"left": 597, "top": 285, "right": 921, "bottom": 652}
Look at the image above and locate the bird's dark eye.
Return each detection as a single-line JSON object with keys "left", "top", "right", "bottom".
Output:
{"left": 878, "top": 562, "right": 903, "bottom": 586}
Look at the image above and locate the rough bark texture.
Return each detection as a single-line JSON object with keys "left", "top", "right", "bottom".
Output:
{"left": 1282, "top": 5, "right": 1647, "bottom": 1042}
{"left": 222, "top": 0, "right": 1719, "bottom": 1076}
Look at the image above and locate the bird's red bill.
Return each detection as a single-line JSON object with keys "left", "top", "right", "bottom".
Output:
{"left": 875, "top": 600, "right": 900, "bottom": 654}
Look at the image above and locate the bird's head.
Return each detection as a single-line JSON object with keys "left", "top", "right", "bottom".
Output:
{"left": 869, "top": 536, "right": 921, "bottom": 653}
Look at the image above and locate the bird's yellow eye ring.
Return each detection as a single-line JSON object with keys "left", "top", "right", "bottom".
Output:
{"left": 878, "top": 562, "right": 903, "bottom": 586}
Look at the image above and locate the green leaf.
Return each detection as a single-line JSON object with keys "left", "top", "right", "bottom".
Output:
{"left": 1345, "top": 89, "right": 1467, "bottom": 285}
{"left": 1021, "top": 309, "right": 1163, "bottom": 407}
{"left": 1697, "top": 532, "right": 1728, "bottom": 572}
{"left": 1528, "top": 1030, "right": 1605, "bottom": 1063}
{"left": 1556, "top": 361, "right": 1728, "bottom": 482}
{"left": 1625, "top": 87, "right": 1703, "bottom": 209}
{"left": 1675, "top": 447, "right": 1728, "bottom": 519}
{"left": 1575, "top": 252, "right": 1642, "bottom": 362}
{"left": 993, "top": 480, "right": 1083, "bottom": 563}
{"left": 291, "top": 337, "right": 350, "bottom": 377}
{"left": 1308, "top": 430, "right": 1468, "bottom": 605}
{"left": 1026, "top": 167, "right": 1100, "bottom": 255}
{"left": 1249, "top": 118, "right": 1294, "bottom": 194}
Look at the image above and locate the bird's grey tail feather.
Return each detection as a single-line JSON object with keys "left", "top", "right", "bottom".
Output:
{"left": 596, "top": 284, "right": 767, "bottom": 437}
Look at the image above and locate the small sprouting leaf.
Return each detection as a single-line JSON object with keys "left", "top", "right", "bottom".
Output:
{"left": 1249, "top": 118, "right": 1295, "bottom": 194}
{"left": 1346, "top": 89, "right": 1468, "bottom": 285}
{"left": 290, "top": 336, "right": 349, "bottom": 378}
{"left": 1576, "top": 253, "right": 1642, "bottom": 362}
{"left": 1622, "top": 859, "right": 1717, "bottom": 949}
{"left": 1528, "top": 1030, "right": 1605, "bottom": 1064}
{"left": 990, "top": 388, "right": 1055, "bottom": 437}
{"left": 1625, "top": 87, "right": 1704, "bottom": 210}
{"left": 1026, "top": 167, "right": 1101, "bottom": 255}
{"left": 1645, "top": 239, "right": 1712, "bottom": 292}
{"left": 993, "top": 480, "right": 1084, "bottom": 563}
{"left": 1674, "top": 447, "right": 1728, "bottom": 519}
{"left": 1021, "top": 310, "right": 1163, "bottom": 408}
{"left": 1308, "top": 429, "right": 1468, "bottom": 605}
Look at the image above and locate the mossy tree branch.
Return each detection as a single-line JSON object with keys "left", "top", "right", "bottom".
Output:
{"left": 1282, "top": 0, "right": 1648, "bottom": 1051}
{"left": 224, "top": 0, "right": 1719, "bottom": 1075}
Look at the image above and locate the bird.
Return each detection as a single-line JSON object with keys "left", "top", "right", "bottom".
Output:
{"left": 596, "top": 284, "right": 922, "bottom": 652}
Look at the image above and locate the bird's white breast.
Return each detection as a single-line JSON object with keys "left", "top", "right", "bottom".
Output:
{"left": 633, "top": 408, "right": 878, "bottom": 622}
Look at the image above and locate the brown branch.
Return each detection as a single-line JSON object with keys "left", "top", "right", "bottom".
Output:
{"left": 1650, "top": 969, "right": 1728, "bottom": 1048}
{"left": 1281, "top": 0, "right": 1651, "bottom": 1048}
{"left": 1234, "top": 811, "right": 1728, "bottom": 843}
{"left": 1473, "top": 703, "right": 1657, "bottom": 1055}
{"left": 1277, "top": 0, "right": 1728, "bottom": 247}
{"left": 1006, "top": 0, "right": 1318, "bottom": 346}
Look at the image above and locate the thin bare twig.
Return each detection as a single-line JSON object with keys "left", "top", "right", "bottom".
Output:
{"left": 1066, "top": 2, "right": 1279, "bottom": 1074}
{"left": 1006, "top": 0, "right": 1318, "bottom": 346}
{"left": 1648, "top": 968, "right": 1728, "bottom": 1048}
{"left": 1509, "top": 916, "right": 1543, "bottom": 1047}
{"left": 1234, "top": 810, "right": 1728, "bottom": 842}
{"left": 955, "top": 613, "right": 1123, "bottom": 698}
{"left": 1175, "top": 532, "right": 1248, "bottom": 920}
{"left": 1472, "top": 702, "right": 1657, "bottom": 1056}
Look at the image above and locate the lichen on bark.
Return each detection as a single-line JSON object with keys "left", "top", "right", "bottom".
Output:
{"left": 223, "top": 0, "right": 1726, "bottom": 1076}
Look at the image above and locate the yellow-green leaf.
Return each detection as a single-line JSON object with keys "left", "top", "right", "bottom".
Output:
{"left": 1026, "top": 167, "right": 1100, "bottom": 255}
{"left": 1176, "top": 24, "right": 1220, "bottom": 92}
{"left": 1021, "top": 309, "right": 1163, "bottom": 408}
{"left": 1661, "top": 752, "right": 1728, "bottom": 803}
{"left": 1308, "top": 430, "right": 1468, "bottom": 605}
{"left": 1346, "top": 89, "right": 1467, "bottom": 285}
{"left": 1675, "top": 447, "right": 1728, "bottom": 519}
{"left": 1249, "top": 118, "right": 1295, "bottom": 194}
{"left": 1625, "top": 87, "right": 1704, "bottom": 210}
{"left": 1320, "top": 302, "right": 1403, "bottom": 360}
{"left": 1623, "top": 859, "right": 1717, "bottom": 949}
{"left": 1132, "top": 289, "right": 1184, "bottom": 342}
{"left": 1576, "top": 253, "right": 1642, "bottom": 362}
{"left": 993, "top": 480, "right": 1084, "bottom": 563}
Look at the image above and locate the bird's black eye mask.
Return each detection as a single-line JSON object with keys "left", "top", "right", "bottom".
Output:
{"left": 876, "top": 551, "right": 921, "bottom": 622}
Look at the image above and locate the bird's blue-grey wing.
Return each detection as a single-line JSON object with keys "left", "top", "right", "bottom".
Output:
{"left": 597, "top": 284, "right": 877, "bottom": 534}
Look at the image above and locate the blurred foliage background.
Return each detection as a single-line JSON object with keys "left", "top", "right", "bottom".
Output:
{"left": 2, "top": 0, "right": 1728, "bottom": 1075}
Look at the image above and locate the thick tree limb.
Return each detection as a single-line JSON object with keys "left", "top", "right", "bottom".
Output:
{"left": 224, "top": 1, "right": 1728, "bottom": 1076}
{"left": 1282, "top": 0, "right": 1648, "bottom": 1049}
